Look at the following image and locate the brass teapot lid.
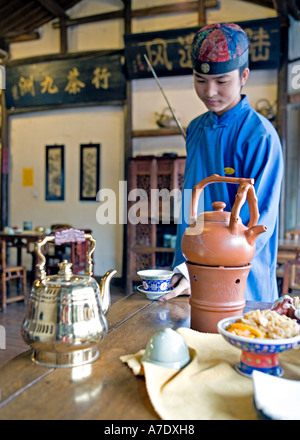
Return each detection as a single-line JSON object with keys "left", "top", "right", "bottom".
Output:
{"left": 58, "top": 260, "right": 73, "bottom": 280}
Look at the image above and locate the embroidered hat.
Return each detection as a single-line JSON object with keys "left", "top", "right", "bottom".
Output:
{"left": 191, "top": 23, "right": 249, "bottom": 74}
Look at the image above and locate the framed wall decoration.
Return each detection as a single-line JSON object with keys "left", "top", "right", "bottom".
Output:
{"left": 80, "top": 143, "right": 100, "bottom": 201}
{"left": 5, "top": 53, "right": 126, "bottom": 111}
{"left": 45, "top": 145, "right": 65, "bottom": 201}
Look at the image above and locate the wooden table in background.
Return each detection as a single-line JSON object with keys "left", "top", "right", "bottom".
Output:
{"left": 0, "top": 228, "right": 93, "bottom": 282}
{"left": 0, "top": 293, "right": 269, "bottom": 420}
{"left": 277, "top": 238, "right": 300, "bottom": 265}
{"left": 0, "top": 231, "right": 45, "bottom": 283}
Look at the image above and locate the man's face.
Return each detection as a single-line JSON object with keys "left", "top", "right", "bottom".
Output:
{"left": 193, "top": 68, "right": 249, "bottom": 116}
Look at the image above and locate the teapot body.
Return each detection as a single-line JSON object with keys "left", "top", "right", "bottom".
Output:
{"left": 22, "top": 272, "right": 107, "bottom": 367}
{"left": 21, "top": 229, "right": 116, "bottom": 368}
{"left": 182, "top": 215, "right": 254, "bottom": 266}
{"left": 181, "top": 175, "right": 267, "bottom": 267}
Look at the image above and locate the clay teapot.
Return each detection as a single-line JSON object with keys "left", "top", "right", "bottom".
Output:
{"left": 22, "top": 229, "right": 117, "bottom": 368}
{"left": 181, "top": 175, "right": 267, "bottom": 267}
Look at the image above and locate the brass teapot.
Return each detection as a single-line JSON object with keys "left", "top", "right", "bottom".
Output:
{"left": 22, "top": 229, "right": 117, "bottom": 368}
{"left": 181, "top": 175, "right": 267, "bottom": 267}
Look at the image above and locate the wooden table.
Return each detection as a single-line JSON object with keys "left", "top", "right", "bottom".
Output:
{"left": 0, "top": 228, "right": 93, "bottom": 282}
{"left": 0, "top": 231, "right": 45, "bottom": 283}
{"left": 0, "top": 293, "right": 269, "bottom": 421}
{"left": 277, "top": 238, "right": 300, "bottom": 265}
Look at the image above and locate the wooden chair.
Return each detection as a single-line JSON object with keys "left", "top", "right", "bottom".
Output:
{"left": 0, "top": 239, "right": 27, "bottom": 311}
{"left": 71, "top": 240, "right": 89, "bottom": 274}
{"left": 284, "top": 229, "right": 300, "bottom": 241}
{"left": 46, "top": 227, "right": 92, "bottom": 275}
{"left": 277, "top": 229, "right": 300, "bottom": 293}
{"left": 281, "top": 251, "right": 300, "bottom": 296}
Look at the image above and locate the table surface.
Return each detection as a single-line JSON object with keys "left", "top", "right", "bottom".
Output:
{"left": 0, "top": 292, "right": 270, "bottom": 420}
{"left": 278, "top": 238, "right": 300, "bottom": 250}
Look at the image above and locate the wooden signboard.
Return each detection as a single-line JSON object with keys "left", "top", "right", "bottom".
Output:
{"left": 5, "top": 54, "right": 126, "bottom": 110}
{"left": 124, "top": 17, "right": 281, "bottom": 79}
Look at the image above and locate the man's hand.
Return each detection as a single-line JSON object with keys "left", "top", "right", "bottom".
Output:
{"left": 158, "top": 273, "right": 191, "bottom": 301}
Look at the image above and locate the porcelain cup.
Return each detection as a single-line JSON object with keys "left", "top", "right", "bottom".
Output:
{"left": 137, "top": 269, "right": 173, "bottom": 292}
{"left": 142, "top": 327, "right": 190, "bottom": 369}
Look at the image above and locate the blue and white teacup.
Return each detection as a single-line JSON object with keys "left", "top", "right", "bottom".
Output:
{"left": 137, "top": 269, "right": 173, "bottom": 292}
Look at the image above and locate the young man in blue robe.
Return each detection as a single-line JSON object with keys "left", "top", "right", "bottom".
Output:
{"left": 159, "top": 23, "right": 283, "bottom": 303}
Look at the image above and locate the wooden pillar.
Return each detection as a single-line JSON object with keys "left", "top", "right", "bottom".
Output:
{"left": 0, "top": 90, "right": 9, "bottom": 229}
{"left": 60, "top": 18, "right": 68, "bottom": 54}
{"left": 123, "top": 0, "right": 132, "bottom": 287}
{"left": 197, "top": 0, "right": 206, "bottom": 24}
{"left": 277, "top": 18, "right": 289, "bottom": 238}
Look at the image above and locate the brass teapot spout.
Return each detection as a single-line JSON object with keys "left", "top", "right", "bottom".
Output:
{"left": 99, "top": 269, "right": 117, "bottom": 315}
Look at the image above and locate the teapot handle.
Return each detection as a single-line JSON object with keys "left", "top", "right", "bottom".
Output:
{"left": 190, "top": 174, "right": 259, "bottom": 232}
{"left": 35, "top": 228, "right": 95, "bottom": 283}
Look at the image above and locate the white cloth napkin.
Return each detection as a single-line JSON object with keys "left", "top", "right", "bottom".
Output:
{"left": 253, "top": 370, "right": 300, "bottom": 420}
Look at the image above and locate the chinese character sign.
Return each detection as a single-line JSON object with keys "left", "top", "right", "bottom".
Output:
{"left": 124, "top": 17, "right": 281, "bottom": 80}
{"left": 5, "top": 54, "right": 126, "bottom": 110}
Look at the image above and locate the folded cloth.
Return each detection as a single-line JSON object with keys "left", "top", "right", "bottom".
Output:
{"left": 120, "top": 327, "right": 300, "bottom": 420}
{"left": 253, "top": 370, "right": 300, "bottom": 420}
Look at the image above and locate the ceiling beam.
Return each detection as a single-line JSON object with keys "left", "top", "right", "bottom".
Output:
{"left": 53, "top": 0, "right": 218, "bottom": 28}
{"left": 4, "top": 31, "right": 40, "bottom": 44}
{"left": 238, "top": 0, "right": 275, "bottom": 9}
{"left": 36, "top": 0, "right": 69, "bottom": 19}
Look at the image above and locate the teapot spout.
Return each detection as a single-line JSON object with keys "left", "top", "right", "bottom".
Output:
{"left": 99, "top": 269, "right": 117, "bottom": 315}
{"left": 245, "top": 224, "right": 267, "bottom": 246}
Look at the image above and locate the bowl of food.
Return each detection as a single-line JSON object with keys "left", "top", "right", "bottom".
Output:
{"left": 218, "top": 309, "right": 300, "bottom": 377}
{"left": 137, "top": 269, "right": 173, "bottom": 299}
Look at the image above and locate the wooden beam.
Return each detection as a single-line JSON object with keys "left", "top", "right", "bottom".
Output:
{"left": 6, "top": 49, "right": 123, "bottom": 67}
{"left": 130, "top": 0, "right": 217, "bottom": 17}
{"left": 238, "top": 0, "right": 275, "bottom": 9}
{"left": 59, "top": 18, "right": 68, "bottom": 54}
{"left": 4, "top": 32, "right": 40, "bottom": 44}
{"left": 52, "top": 9, "right": 124, "bottom": 27}
{"left": 197, "top": 0, "right": 206, "bottom": 24}
{"left": 52, "top": 1, "right": 218, "bottom": 28}
{"left": 35, "top": 0, "right": 69, "bottom": 19}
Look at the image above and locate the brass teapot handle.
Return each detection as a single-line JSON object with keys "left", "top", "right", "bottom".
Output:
{"left": 190, "top": 174, "right": 260, "bottom": 232}
{"left": 35, "top": 228, "right": 95, "bottom": 283}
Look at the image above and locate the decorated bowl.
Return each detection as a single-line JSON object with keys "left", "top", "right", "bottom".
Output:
{"left": 218, "top": 316, "right": 300, "bottom": 377}
{"left": 137, "top": 269, "right": 173, "bottom": 292}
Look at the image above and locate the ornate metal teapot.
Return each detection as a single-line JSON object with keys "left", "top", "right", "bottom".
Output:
{"left": 22, "top": 229, "right": 116, "bottom": 368}
{"left": 181, "top": 175, "right": 267, "bottom": 267}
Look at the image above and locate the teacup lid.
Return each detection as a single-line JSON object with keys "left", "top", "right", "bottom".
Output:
{"left": 142, "top": 328, "right": 190, "bottom": 370}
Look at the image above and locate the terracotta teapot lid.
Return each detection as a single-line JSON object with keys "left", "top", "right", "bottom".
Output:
{"left": 202, "top": 201, "right": 232, "bottom": 223}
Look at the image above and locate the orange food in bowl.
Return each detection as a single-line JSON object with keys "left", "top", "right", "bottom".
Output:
{"left": 226, "top": 322, "right": 265, "bottom": 338}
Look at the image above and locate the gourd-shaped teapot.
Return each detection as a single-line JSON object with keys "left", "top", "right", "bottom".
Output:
{"left": 181, "top": 175, "right": 267, "bottom": 267}
{"left": 22, "top": 229, "right": 116, "bottom": 368}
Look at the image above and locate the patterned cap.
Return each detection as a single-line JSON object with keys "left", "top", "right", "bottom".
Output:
{"left": 191, "top": 23, "right": 249, "bottom": 74}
